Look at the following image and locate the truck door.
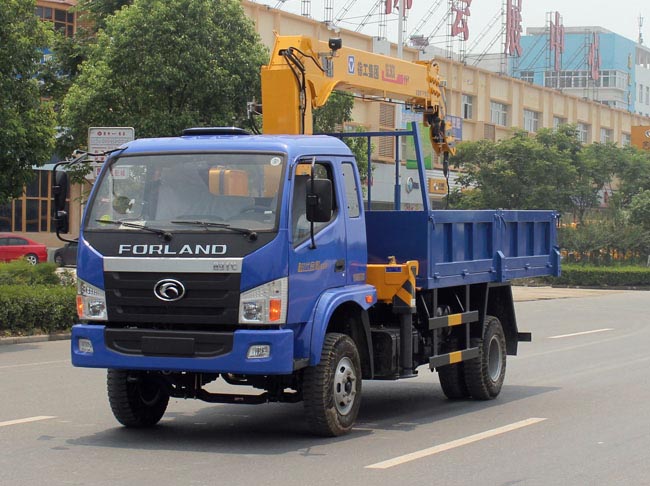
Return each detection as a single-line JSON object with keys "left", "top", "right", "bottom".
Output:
{"left": 341, "top": 161, "right": 367, "bottom": 285}
{"left": 287, "top": 160, "right": 347, "bottom": 324}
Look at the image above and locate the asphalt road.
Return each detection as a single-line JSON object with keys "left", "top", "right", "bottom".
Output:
{"left": 1, "top": 290, "right": 649, "bottom": 486}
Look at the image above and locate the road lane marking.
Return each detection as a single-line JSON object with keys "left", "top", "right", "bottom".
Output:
{"left": 0, "top": 360, "right": 68, "bottom": 370}
{"left": 0, "top": 416, "right": 56, "bottom": 428}
{"left": 365, "top": 417, "right": 547, "bottom": 469}
{"left": 549, "top": 328, "right": 614, "bottom": 339}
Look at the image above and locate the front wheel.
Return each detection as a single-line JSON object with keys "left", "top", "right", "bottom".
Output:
{"left": 107, "top": 370, "right": 169, "bottom": 427}
{"left": 463, "top": 316, "right": 507, "bottom": 400}
{"left": 303, "top": 333, "right": 362, "bottom": 437}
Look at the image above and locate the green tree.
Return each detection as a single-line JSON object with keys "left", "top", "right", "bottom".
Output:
{"left": 450, "top": 129, "right": 577, "bottom": 211}
{"left": 313, "top": 91, "right": 369, "bottom": 181}
{"left": 76, "top": 0, "right": 134, "bottom": 31}
{"left": 449, "top": 125, "right": 622, "bottom": 223}
{"left": 0, "top": 0, "right": 56, "bottom": 203}
{"left": 629, "top": 190, "right": 650, "bottom": 231}
{"left": 60, "top": 0, "right": 267, "bottom": 152}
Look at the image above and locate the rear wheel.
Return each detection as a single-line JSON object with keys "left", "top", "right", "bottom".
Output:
{"left": 25, "top": 253, "right": 38, "bottom": 265}
{"left": 107, "top": 370, "right": 169, "bottom": 427}
{"left": 464, "top": 316, "right": 506, "bottom": 400}
{"left": 438, "top": 336, "right": 470, "bottom": 399}
{"left": 54, "top": 255, "right": 63, "bottom": 266}
{"left": 303, "top": 333, "right": 362, "bottom": 437}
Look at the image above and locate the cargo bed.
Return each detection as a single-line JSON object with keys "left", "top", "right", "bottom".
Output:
{"left": 366, "top": 209, "right": 560, "bottom": 289}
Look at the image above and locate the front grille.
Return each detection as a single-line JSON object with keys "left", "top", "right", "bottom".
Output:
{"left": 104, "top": 272, "right": 241, "bottom": 325}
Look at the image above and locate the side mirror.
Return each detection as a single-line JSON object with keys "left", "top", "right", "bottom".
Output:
{"left": 53, "top": 170, "right": 68, "bottom": 213}
{"left": 306, "top": 178, "right": 332, "bottom": 223}
{"left": 52, "top": 170, "right": 69, "bottom": 233}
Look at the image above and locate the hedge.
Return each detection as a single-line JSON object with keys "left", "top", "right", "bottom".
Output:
{"left": 0, "top": 285, "right": 77, "bottom": 336}
{"left": 541, "top": 264, "right": 650, "bottom": 288}
{"left": 0, "top": 260, "right": 62, "bottom": 286}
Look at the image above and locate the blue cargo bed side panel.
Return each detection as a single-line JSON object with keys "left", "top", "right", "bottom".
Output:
{"left": 366, "top": 209, "right": 559, "bottom": 289}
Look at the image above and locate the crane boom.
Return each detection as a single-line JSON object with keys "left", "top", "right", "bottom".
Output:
{"left": 260, "top": 34, "right": 455, "bottom": 158}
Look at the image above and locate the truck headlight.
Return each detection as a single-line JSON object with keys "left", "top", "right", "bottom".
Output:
{"left": 239, "top": 277, "right": 287, "bottom": 325}
{"left": 77, "top": 278, "right": 107, "bottom": 321}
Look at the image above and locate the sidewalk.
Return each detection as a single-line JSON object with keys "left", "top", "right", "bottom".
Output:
{"left": 512, "top": 286, "right": 626, "bottom": 302}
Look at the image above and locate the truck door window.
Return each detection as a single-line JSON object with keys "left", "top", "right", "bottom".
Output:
{"left": 292, "top": 162, "right": 336, "bottom": 245}
{"left": 341, "top": 162, "right": 360, "bottom": 218}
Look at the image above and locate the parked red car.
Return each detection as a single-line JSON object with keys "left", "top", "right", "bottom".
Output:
{"left": 0, "top": 233, "right": 48, "bottom": 265}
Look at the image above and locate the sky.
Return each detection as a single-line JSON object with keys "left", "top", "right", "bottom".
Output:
{"left": 257, "top": 0, "right": 649, "bottom": 53}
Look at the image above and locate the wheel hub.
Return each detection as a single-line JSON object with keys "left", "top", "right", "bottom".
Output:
{"left": 333, "top": 357, "right": 357, "bottom": 415}
{"left": 487, "top": 335, "right": 503, "bottom": 382}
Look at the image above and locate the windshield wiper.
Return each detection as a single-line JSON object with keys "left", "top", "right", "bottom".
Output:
{"left": 95, "top": 219, "right": 172, "bottom": 241}
{"left": 170, "top": 220, "right": 258, "bottom": 241}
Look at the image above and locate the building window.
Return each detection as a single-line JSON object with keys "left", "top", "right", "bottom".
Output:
{"left": 36, "top": 6, "right": 75, "bottom": 37}
{"left": 600, "top": 127, "right": 613, "bottom": 143}
{"left": 378, "top": 103, "right": 395, "bottom": 159}
{"left": 640, "top": 84, "right": 644, "bottom": 103}
{"left": 577, "top": 123, "right": 590, "bottom": 143}
{"left": 646, "top": 87, "right": 650, "bottom": 105}
{"left": 462, "top": 94, "right": 473, "bottom": 120}
{"left": 519, "top": 71, "right": 534, "bottom": 83}
{"left": 490, "top": 101, "right": 508, "bottom": 126}
{"left": 523, "top": 109, "right": 539, "bottom": 133}
{"left": 597, "top": 70, "right": 627, "bottom": 89}
{"left": 0, "top": 171, "right": 57, "bottom": 233}
{"left": 622, "top": 133, "right": 631, "bottom": 146}
{"left": 553, "top": 116, "right": 567, "bottom": 129}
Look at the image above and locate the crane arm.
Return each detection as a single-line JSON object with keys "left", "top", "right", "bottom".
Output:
{"left": 260, "top": 34, "right": 455, "bottom": 157}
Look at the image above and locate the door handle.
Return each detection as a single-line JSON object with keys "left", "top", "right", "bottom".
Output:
{"left": 334, "top": 259, "right": 345, "bottom": 272}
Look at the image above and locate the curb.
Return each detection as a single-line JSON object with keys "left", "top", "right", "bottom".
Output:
{"left": 0, "top": 333, "right": 71, "bottom": 346}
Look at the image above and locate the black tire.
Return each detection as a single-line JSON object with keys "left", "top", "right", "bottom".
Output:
{"left": 107, "top": 369, "right": 169, "bottom": 427}
{"left": 54, "top": 255, "right": 63, "bottom": 266}
{"left": 438, "top": 337, "right": 470, "bottom": 399}
{"left": 303, "top": 333, "right": 362, "bottom": 437}
{"left": 464, "top": 316, "right": 507, "bottom": 400}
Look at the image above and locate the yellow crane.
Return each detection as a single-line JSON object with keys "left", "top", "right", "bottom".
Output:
{"left": 260, "top": 34, "right": 455, "bottom": 159}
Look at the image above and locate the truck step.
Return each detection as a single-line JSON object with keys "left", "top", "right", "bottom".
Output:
{"left": 429, "top": 310, "right": 479, "bottom": 330}
{"left": 429, "top": 347, "right": 479, "bottom": 370}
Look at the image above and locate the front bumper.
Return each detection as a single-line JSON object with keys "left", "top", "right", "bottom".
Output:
{"left": 71, "top": 324, "right": 295, "bottom": 374}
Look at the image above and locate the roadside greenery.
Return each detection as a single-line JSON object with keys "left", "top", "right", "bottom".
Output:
{"left": 450, "top": 125, "right": 650, "bottom": 267}
{"left": 57, "top": 0, "right": 268, "bottom": 154}
{"left": 538, "top": 264, "right": 650, "bottom": 288}
{"left": 0, "top": 261, "right": 76, "bottom": 337}
{"left": 0, "top": 0, "right": 56, "bottom": 204}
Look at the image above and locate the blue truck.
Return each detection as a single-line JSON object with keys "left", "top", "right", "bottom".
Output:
{"left": 55, "top": 123, "right": 560, "bottom": 436}
{"left": 54, "top": 35, "right": 560, "bottom": 436}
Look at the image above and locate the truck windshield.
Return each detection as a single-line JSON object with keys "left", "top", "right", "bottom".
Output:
{"left": 85, "top": 152, "right": 285, "bottom": 232}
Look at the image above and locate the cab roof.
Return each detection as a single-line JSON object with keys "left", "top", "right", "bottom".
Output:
{"left": 115, "top": 133, "right": 353, "bottom": 159}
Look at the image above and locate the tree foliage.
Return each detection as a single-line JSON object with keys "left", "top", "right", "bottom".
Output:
{"left": 60, "top": 0, "right": 267, "bottom": 152}
{"left": 0, "top": 0, "right": 56, "bottom": 203}
{"left": 450, "top": 125, "right": 624, "bottom": 222}
{"left": 450, "top": 128, "right": 577, "bottom": 212}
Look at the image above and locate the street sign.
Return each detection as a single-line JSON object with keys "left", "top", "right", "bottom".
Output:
{"left": 87, "top": 127, "right": 135, "bottom": 179}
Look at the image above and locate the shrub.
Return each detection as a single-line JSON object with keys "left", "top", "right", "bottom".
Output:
{"left": 0, "top": 285, "right": 77, "bottom": 336}
{"left": 0, "top": 260, "right": 69, "bottom": 286}
{"left": 541, "top": 264, "right": 650, "bottom": 287}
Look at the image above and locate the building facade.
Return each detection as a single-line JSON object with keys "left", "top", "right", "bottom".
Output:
{"left": 512, "top": 25, "right": 650, "bottom": 119}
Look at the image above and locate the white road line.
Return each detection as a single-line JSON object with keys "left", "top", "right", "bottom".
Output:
{"left": 549, "top": 328, "right": 614, "bottom": 339}
{"left": 0, "top": 416, "right": 56, "bottom": 428}
{"left": 365, "top": 417, "right": 547, "bottom": 469}
{"left": 0, "top": 360, "right": 68, "bottom": 370}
